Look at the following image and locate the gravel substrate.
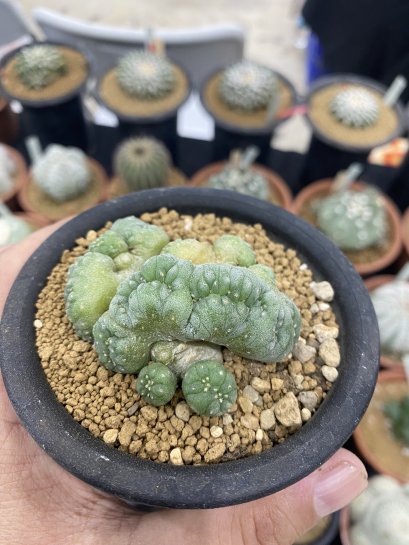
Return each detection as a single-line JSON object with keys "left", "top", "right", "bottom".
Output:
{"left": 35, "top": 208, "right": 340, "bottom": 465}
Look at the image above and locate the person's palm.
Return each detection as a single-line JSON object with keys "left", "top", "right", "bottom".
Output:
{"left": 0, "top": 226, "right": 368, "bottom": 545}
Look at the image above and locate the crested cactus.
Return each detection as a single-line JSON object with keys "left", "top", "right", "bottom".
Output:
{"left": 330, "top": 87, "right": 379, "bottom": 128}
{"left": 114, "top": 137, "right": 171, "bottom": 191}
{"left": 219, "top": 60, "right": 278, "bottom": 112}
{"left": 0, "top": 145, "right": 16, "bottom": 195}
{"left": 384, "top": 395, "right": 409, "bottom": 446}
{"left": 316, "top": 187, "right": 387, "bottom": 251}
{"left": 14, "top": 44, "right": 66, "bottom": 89}
{"left": 207, "top": 164, "right": 270, "bottom": 200}
{"left": 65, "top": 216, "right": 169, "bottom": 341}
{"left": 116, "top": 50, "right": 175, "bottom": 99}
{"left": 349, "top": 476, "right": 409, "bottom": 545}
{"left": 93, "top": 253, "right": 301, "bottom": 374}
{"left": 32, "top": 145, "right": 91, "bottom": 202}
{"left": 182, "top": 360, "right": 237, "bottom": 416}
{"left": 136, "top": 362, "right": 177, "bottom": 406}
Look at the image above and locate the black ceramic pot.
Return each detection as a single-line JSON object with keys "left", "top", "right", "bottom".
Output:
{"left": 0, "top": 188, "right": 379, "bottom": 509}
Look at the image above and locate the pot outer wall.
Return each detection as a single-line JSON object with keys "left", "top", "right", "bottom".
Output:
{"left": 0, "top": 100, "right": 18, "bottom": 145}
{"left": 0, "top": 188, "right": 380, "bottom": 510}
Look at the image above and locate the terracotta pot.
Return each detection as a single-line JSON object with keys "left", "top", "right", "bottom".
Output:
{"left": 17, "top": 158, "right": 109, "bottom": 223}
{"left": 364, "top": 275, "right": 406, "bottom": 368}
{"left": 189, "top": 162, "right": 293, "bottom": 210}
{"left": 353, "top": 368, "right": 409, "bottom": 483}
{"left": 0, "top": 98, "right": 18, "bottom": 144}
{"left": 402, "top": 207, "right": 409, "bottom": 260}
{"left": 0, "top": 145, "right": 28, "bottom": 211}
{"left": 292, "top": 179, "right": 402, "bottom": 276}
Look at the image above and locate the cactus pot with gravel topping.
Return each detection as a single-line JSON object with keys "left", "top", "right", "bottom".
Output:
{"left": 0, "top": 188, "right": 379, "bottom": 509}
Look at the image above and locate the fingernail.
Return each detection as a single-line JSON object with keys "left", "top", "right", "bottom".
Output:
{"left": 314, "top": 461, "right": 368, "bottom": 517}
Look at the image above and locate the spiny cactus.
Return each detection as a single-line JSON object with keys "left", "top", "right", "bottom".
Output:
{"left": 219, "top": 60, "right": 278, "bottom": 112}
{"left": 65, "top": 216, "right": 169, "bottom": 340}
{"left": 0, "top": 145, "right": 16, "bottom": 195}
{"left": 182, "top": 360, "right": 237, "bottom": 416}
{"left": 114, "top": 137, "right": 171, "bottom": 191}
{"left": 93, "top": 253, "right": 301, "bottom": 374}
{"left": 32, "top": 145, "right": 91, "bottom": 202}
{"left": 207, "top": 165, "right": 270, "bottom": 200}
{"left": 330, "top": 87, "right": 379, "bottom": 128}
{"left": 136, "top": 362, "right": 177, "bottom": 406}
{"left": 316, "top": 187, "right": 387, "bottom": 251}
{"left": 14, "top": 44, "right": 66, "bottom": 89}
{"left": 384, "top": 395, "right": 409, "bottom": 446}
{"left": 116, "top": 50, "right": 175, "bottom": 99}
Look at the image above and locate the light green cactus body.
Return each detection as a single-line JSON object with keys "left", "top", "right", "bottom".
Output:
{"left": 93, "top": 254, "right": 301, "bottom": 373}
{"left": 136, "top": 362, "right": 177, "bottom": 406}
{"left": 161, "top": 238, "right": 217, "bottom": 264}
{"left": 213, "top": 235, "right": 256, "bottom": 266}
{"left": 114, "top": 137, "right": 171, "bottom": 191}
{"left": 32, "top": 145, "right": 91, "bottom": 202}
{"left": 316, "top": 188, "right": 387, "bottom": 251}
{"left": 0, "top": 209, "right": 33, "bottom": 247}
{"left": 14, "top": 44, "right": 66, "bottom": 89}
{"left": 248, "top": 264, "right": 276, "bottom": 288}
{"left": 330, "top": 87, "right": 379, "bottom": 128}
{"left": 182, "top": 359, "right": 237, "bottom": 416}
{"left": 0, "top": 145, "right": 16, "bottom": 195}
{"left": 65, "top": 217, "right": 169, "bottom": 341}
{"left": 116, "top": 50, "right": 175, "bottom": 99}
{"left": 219, "top": 60, "right": 278, "bottom": 112}
{"left": 207, "top": 166, "right": 270, "bottom": 201}
{"left": 150, "top": 340, "right": 223, "bottom": 378}
{"left": 384, "top": 395, "right": 409, "bottom": 446}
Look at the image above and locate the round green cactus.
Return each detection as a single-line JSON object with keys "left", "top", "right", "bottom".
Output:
{"left": 32, "top": 145, "right": 91, "bottom": 202}
{"left": 161, "top": 238, "right": 217, "bottom": 264}
{"left": 248, "top": 264, "right": 276, "bottom": 288}
{"left": 384, "top": 395, "right": 409, "bottom": 446}
{"left": 219, "top": 60, "right": 278, "bottom": 112}
{"left": 14, "top": 44, "right": 66, "bottom": 89}
{"left": 0, "top": 145, "right": 16, "bottom": 195}
{"left": 330, "top": 87, "right": 379, "bottom": 128}
{"left": 114, "top": 137, "right": 171, "bottom": 191}
{"left": 213, "top": 235, "right": 256, "bottom": 266}
{"left": 136, "top": 362, "right": 177, "bottom": 406}
{"left": 182, "top": 360, "right": 237, "bottom": 416}
{"left": 207, "top": 165, "right": 270, "bottom": 201}
{"left": 316, "top": 188, "right": 387, "bottom": 251}
{"left": 93, "top": 254, "right": 301, "bottom": 373}
{"left": 116, "top": 50, "right": 175, "bottom": 99}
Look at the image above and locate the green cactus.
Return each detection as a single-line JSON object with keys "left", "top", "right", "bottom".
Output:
{"left": 207, "top": 165, "right": 270, "bottom": 200}
{"left": 0, "top": 145, "right": 16, "bottom": 195}
{"left": 65, "top": 217, "right": 169, "bottom": 341}
{"left": 161, "top": 238, "right": 217, "bottom": 264}
{"left": 181, "top": 359, "right": 237, "bottom": 416}
{"left": 316, "top": 187, "right": 387, "bottom": 251}
{"left": 213, "top": 235, "right": 256, "bottom": 266}
{"left": 14, "top": 44, "right": 66, "bottom": 89}
{"left": 248, "top": 264, "right": 276, "bottom": 288}
{"left": 116, "top": 50, "right": 175, "bottom": 99}
{"left": 32, "top": 145, "right": 91, "bottom": 202}
{"left": 93, "top": 254, "right": 301, "bottom": 374}
{"left": 0, "top": 204, "right": 33, "bottom": 247}
{"left": 219, "top": 60, "right": 278, "bottom": 112}
{"left": 136, "top": 362, "right": 177, "bottom": 406}
{"left": 384, "top": 395, "right": 409, "bottom": 446}
{"left": 330, "top": 87, "right": 379, "bottom": 128}
{"left": 114, "top": 137, "right": 171, "bottom": 191}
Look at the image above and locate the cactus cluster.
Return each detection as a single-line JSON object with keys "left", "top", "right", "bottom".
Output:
{"left": 114, "top": 137, "right": 170, "bottom": 191}
{"left": 384, "top": 395, "right": 409, "bottom": 446}
{"left": 207, "top": 165, "right": 270, "bottom": 200}
{"left": 0, "top": 145, "right": 16, "bottom": 195}
{"left": 349, "top": 475, "right": 409, "bottom": 545}
{"left": 14, "top": 44, "right": 67, "bottom": 89}
{"left": 219, "top": 60, "right": 278, "bottom": 112}
{"left": 32, "top": 145, "right": 91, "bottom": 202}
{"left": 316, "top": 187, "right": 387, "bottom": 251}
{"left": 330, "top": 87, "right": 379, "bottom": 128}
{"left": 116, "top": 50, "right": 175, "bottom": 99}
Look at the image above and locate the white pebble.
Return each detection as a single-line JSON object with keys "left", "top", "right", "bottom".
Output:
{"left": 175, "top": 402, "right": 191, "bottom": 422}
{"left": 170, "top": 447, "right": 184, "bottom": 465}
{"left": 34, "top": 319, "right": 43, "bottom": 328}
{"left": 310, "top": 281, "right": 334, "bottom": 302}
{"left": 210, "top": 425, "right": 223, "bottom": 438}
{"left": 301, "top": 408, "right": 312, "bottom": 422}
{"left": 321, "top": 365, "right": 339, "bottom": 382}
{"left": 222, "top": 414, "right": 233, "bottom": 426}
{"left": 256, "top": 429, "right": 264, "bottom": 441}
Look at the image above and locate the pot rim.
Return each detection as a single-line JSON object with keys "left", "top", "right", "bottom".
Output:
{"left": 402, "top": 207, "right": 409, "bottom": 256}
{"left": 0, "top": 187, "right": 379, "bottom": 509}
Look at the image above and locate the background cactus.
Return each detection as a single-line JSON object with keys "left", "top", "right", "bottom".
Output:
{"left": 32, "top": 145, "right": 91, "bottom": 202}
{"left": 219, "top": 60, "right": 278, "bottom": 112}
{"left": 330, "top": 87, "right": 379, "bottom": 128}
{"left": 207, "top": 165, "right": 270, "bottom": 200}
{"left": 116, "top": 50, "right": 175, "bottom": 99}
{"left": 136, "top": 362, "right": 177, "bottom": 406}
{"left": 316, "top": 187, "right": 387, "bottom": 251}
{"left": 0, "top": 145, "right": 16, "bottom": 195}
{"left": 0, "top": 204, "right": 32, "bottom": 247}
{"left": 14, "top": 44, "right": 66, "bottom": 89}
{"left": 114, "top": 137, "right": 171, "bottom": 191}
{"left": 384, "top": 395, "right": 409, "bottom": 446}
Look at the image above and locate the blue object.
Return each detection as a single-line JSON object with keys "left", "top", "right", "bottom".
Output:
{"left": 306, "top": 32, "right": 327, "bottom": 85}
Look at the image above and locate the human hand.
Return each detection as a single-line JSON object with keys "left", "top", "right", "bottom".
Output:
{"left": 0, "top": 224, "right": 368, "bottom": 545}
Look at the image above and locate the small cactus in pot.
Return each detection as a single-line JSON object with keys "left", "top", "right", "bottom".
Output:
{"left": 330, "top": 86, "right": 379, "bottom": 128}
{"left": 0, "top": 144, "right": 16, "bottom": 195}
{"left": 14, "top": 44, "right": 67, "bottom": 90}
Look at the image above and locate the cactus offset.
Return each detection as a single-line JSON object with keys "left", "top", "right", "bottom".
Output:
{"left": 114, "top": 137, "right": 171, "bottom": 191}
{"left": 0, "top": 145, "right": 16, "bottom": 195}
{"left": 32, "top": 145, "right": 91, "bottom": 202}
{"left": 136, "top": 362, "right": 177, "bottom": 406}
{"left": 14, "top": 44, "right": 66, "bottom": 89}
{"left": 330, "top": 87, "right": 379, "bottom": 128}
{"left": 219, "top": 60, "right": 278, "bottom": 112}
{"left": 116, "top": 50, "right": 175, "bottom": 99}
{"left": 384, "top": 395, "right": 409, "bottom": 446}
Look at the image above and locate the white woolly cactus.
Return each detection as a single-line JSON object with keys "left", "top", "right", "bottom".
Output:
{"left": 114, "top": 136, "right": 171, "bottom": 191}
{"left": 32, "top": 145, "right": 91, "bottom": 202}
{"left": 0, "top": 145, "right": 16, "bottom": 195}
{"left": 349, "top": 476, "right": 409, "bottom": 545}
{"left": 219, "top": 60, "right": 278, "bottom": 112}
{"left": 0, "top": 204, "right": 32, "bottom": 247}
{"left": 14, "top": 44, "right": 66, "bottom": 89}
{"left": 330, "top": 87, "right": 379, "bottom": 128}
{"left": 116, "top": 50, "right": 175, "bottom": 99}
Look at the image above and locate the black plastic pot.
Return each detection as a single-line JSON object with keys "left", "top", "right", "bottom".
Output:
{"left": 0, "top": 188, "right": 379, "bottom": 509}
{"left": 0, "top": 42, "right": 90, "bottom": 151}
